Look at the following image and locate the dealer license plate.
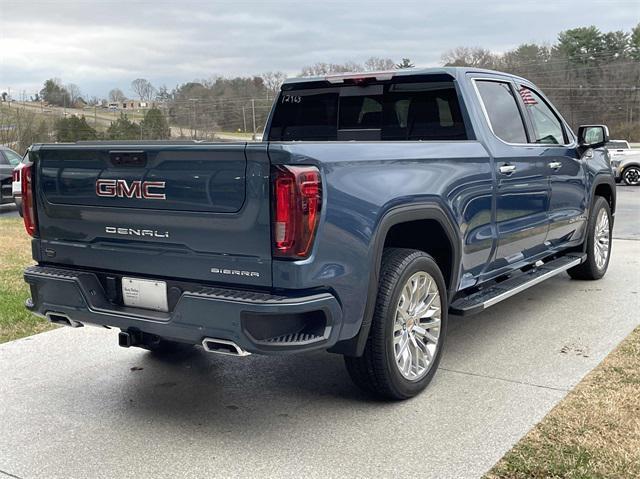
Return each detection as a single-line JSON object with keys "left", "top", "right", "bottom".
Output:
{"left": 121, "top": 277, "right": 168, "bottom": 312}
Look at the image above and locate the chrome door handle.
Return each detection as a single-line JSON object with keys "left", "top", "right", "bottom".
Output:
{"left": 548, "top": 161, "right": 562, "bottom": 170}
{"left": 499, "top": 164, "right": 516, "bottom": 175}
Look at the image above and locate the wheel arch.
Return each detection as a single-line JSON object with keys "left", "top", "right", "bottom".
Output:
{"left": 592, "top": 175, "right": 616, "bottom": 214}
{"left": 330, "top": 202, "right": 461, "bottom": 357}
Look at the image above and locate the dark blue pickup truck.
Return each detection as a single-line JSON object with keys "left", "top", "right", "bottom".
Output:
{"left": 21, "top": 67, "right": 615, "bottom": 399}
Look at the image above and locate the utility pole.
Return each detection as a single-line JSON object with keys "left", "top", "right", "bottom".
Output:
{"left": 94, "top": 105, "right": 97, "bottom": 126}
{"left": 251, "top": 99, "right": 256, "bottom": 138}
{"left": 242, "top": 106, "right": 247, "bottom": 133}
{"left": 188, "top": 98, "right": 198, "bottom": 139}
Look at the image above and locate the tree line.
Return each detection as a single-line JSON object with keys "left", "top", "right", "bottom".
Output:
{"left": 2, "top": 24, "right": 638, "bottom": 151}
{"left": 55, "top": 108, "right": 171, "bottom": 142}
{"left": 442, "top": 24, "right": 640, "bottom": 140}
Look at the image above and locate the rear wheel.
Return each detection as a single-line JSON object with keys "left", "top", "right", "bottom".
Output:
{"left": 568, "top": 196, "right": 612, "bottom": 280}
{"left": 622, "top": 166, "right": 640, "bottom": 186}
{"left": 344, "top": 248, "right": 447, "bottom": 400}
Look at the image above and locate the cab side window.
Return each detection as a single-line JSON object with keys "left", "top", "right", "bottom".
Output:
{"left": 476, "top": 80, "right": 528, "bottom": 144}
{"left": 518, "top": 86, "right": 566, "bottom": 145}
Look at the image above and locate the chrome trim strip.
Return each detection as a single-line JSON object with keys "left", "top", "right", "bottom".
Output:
{"left": 482, "top": 256, "right": 582, "bottom": 309}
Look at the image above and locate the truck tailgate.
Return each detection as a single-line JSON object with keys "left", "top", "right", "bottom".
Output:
{"left": 32, "top": 142, "right": 272, "bottom": 287}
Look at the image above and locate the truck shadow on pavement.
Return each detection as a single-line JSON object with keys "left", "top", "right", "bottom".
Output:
{"left": 44, "top": 244, "right": 635, "bottom": 441}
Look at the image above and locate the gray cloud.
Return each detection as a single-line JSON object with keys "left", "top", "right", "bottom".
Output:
{"left": 0, "top": 0, "right": 637, "bottom": 98}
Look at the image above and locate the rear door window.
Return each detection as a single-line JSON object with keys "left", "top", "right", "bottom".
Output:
{"left": 475, "top": 80, "right": 528, "bottom": 144}
{"left": 268, "top": 78, "right": 468, "bottom": 141}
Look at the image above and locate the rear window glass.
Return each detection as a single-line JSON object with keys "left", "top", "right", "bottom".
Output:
{"left": 268, "top": 79, "right": 468, "bottom": 141}
{"left": 606, "top": 141, "right": 629, "bottom": 149}
{"left": 3, "top": 149, "right": 23, "bottom": 166}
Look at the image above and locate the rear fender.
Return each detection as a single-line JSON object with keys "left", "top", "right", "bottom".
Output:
{"left": 330, "top": 202, "right": 461, "bottom": 356}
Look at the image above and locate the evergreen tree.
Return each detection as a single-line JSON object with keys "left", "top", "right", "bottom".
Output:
{"left": 140, "top": 108, "right": 171, "bottom": 139}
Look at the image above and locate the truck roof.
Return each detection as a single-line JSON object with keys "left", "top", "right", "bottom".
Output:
{"left": 282, "top": 66, "right": 530, "bottom": 86}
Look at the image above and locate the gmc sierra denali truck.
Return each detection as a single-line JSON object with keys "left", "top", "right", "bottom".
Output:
{"left": 21, "top": 67, "right": 615, "bottom": 400}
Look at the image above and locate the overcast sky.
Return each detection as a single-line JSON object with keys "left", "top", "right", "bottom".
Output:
{"left": 1, "top": 0, "right": 638, "bottom": 99}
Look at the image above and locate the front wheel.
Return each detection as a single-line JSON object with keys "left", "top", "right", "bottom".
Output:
{"left": 622, "top": 166, "right": 640, "bottom": 186}
{"left": 568, "top": 196, "right": 612, "bottom": 280}
{"left": 344, "top": 248, "right": 448, "bottom": 400}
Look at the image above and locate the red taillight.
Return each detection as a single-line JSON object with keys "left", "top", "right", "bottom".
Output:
{"left": 272, "top": 165, "right": 322, "bottom": 258}
{"left": 21, "top": 164, "right": 37, "bottom": 237}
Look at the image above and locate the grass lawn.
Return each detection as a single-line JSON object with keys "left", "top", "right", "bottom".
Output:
{"left": 0, "top": 216, "right": 54, "bottom": 343}
{"left": 486, "top": 326, "right": 640, "bottom": 478}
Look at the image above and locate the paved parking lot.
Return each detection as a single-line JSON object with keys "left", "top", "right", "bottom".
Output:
{"left": 1, "top": 186, "right": 638, "bottom": 479}
{"left": 0, "top": 203, "right": 19, "bottom": 218}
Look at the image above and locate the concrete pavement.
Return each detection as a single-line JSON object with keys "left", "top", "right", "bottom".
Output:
{"left": 0, "top": 203, "right": 19, "bottom": 218}
{"left": 0, "top": 187, "right": 638, "bottom": 479}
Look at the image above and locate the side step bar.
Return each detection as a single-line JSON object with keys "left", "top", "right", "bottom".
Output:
{"left": 450, "top": 253, "right": 585, "bottom": 316}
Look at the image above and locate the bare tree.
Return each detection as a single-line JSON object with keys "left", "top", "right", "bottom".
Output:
{"left": 364, "top": 57, "right": 395, "bottom": 71}
{"left": 441, "top": 47, "right": 500, "bottom": 69}
{"left": 0, "top": 107, "right": 54, "bottom": 153}
{"left": 261, "top": 71, "right": 287, "bottom": 96}
{"left": 108, "top": 88, "right": 126, "bottom": 103}
{"left": 131, "top": 78, "right": 156, "bottom": 101}
{"left": 65, "top": 83, "right": 82, "bottom": 105}
{"left": 300, "top": 61, "right": 363, "bottom": 76}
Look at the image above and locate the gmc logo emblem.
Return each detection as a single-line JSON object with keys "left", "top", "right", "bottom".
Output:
{"left": 96, "top": 179, "right": 166, "bottom": 200}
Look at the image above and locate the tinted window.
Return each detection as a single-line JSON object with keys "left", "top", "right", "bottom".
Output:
{"left": 268, "top": 79, "right": 467, "bottom": 141}
{"left": 606, "top": 141, "right": 629, "bottom": 149}
{"left": 518, "top": 86, "right": 565, "bottom": 144}
{"left": 3, "top": 149, "right": 23, "bottom": 166}
{"left": 268, "top": 91, "right": 339, "bottom": 141}
{"left": 476, "top": 80, "right": 527, "bottom": 144}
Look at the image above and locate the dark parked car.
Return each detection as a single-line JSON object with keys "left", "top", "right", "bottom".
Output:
{"left": 21, "top": 67, "right": 615, "bottom": 400}
{"left": 0, "top": 146, "right": 23, "bottom": 204}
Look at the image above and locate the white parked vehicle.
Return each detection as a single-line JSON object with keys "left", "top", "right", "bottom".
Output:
{"left": 607, "top": 140, "right": 640, "bottom": 185}
{"left": 614, "top": 153, "right": 640, "bottom": 186}
{"left": 606, "top": 140, "right": 632, "bottom": 159}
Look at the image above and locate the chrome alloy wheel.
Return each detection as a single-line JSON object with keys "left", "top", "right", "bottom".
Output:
{"left": 594, "top": 208, "right": 610, "bottom": 270}
{"left": 393, "top": 271, "right": 442, "bottom": 381}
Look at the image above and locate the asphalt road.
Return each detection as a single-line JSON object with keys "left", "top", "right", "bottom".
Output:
{"left": 0, "top": 187, "right": 638, "bottom": 479}
{"left": 0, "top": 202, "right": 19, "bottom": 218}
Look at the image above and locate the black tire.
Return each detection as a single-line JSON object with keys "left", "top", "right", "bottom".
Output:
{"left": 622, "top": 166, "right": 640, "bottom": 186}
{"left": 344, "top": 248, "right": 448, "bottom": 400}
{"left": 568, "top": 196, "right": 612, "bottom": 280}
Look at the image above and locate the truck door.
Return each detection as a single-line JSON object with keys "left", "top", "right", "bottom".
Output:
{"left": 514, "top": 83, "right": 588, "bottom": 250}
{"left": 473, "top": 78, "right": 551, "bottom": 275}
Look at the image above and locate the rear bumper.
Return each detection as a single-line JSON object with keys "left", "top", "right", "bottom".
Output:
{"left": 24, "top": 265, "right": 343, "bottom": 355}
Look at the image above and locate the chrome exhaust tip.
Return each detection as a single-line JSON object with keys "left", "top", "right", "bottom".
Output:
{"left": 45, "top": 312, "right": 83, "bottom": 328}
{"left": 202, "top": 338, "right": 251, "bottom": 357}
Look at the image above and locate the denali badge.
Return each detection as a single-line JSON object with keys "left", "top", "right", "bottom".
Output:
{"left": 105, "top": 226, "right": 169, "bottom": 238}
{"left": 96, "top": 179, "right": 166, "bottom": 200}
{"left": 211, "top": 267, "right": 260, "bottom": 278}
